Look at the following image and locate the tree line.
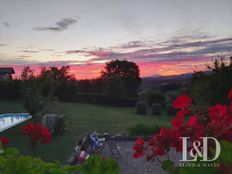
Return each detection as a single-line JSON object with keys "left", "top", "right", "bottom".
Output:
{"left": 0, "top": 60, "right": 141, "bottom": 106}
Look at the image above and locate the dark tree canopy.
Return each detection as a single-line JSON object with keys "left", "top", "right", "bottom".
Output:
{"left": 20, "top": 66, "right": 77, "bottom": 115}
{"left": 189, "top": 56, "right": 232, "bottom": 106}
{"left": 101, "top": 60, "right": 141, "bottom": 98}
{"left": 38, "top": 66, "right": 77, "bottom": 101}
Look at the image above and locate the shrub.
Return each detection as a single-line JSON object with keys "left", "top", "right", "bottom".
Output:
{"left": 138, "top": 91, "right": 147, "bottom": 102}
{"left": 136, "top": 101, "right": 147, "bottom": 115}
{"left": 151, "top": 103, "right": 162, "bottom": 115}
{"left": 189, "top": 57, "right": 232, "bottom": 106}
{"left": 147, "top": 90, "right": 165, "bottom": 106}
{"left": 0, "top": 146, "right": 119, "bottom": 174}
{"left": 128, "top": 123, "right": 164, "bottom": 136}
{"left": 167, "top": 104, "right": 178, "bottom": 116}
{"left": 0, "top": 80, "right": 21, "bottom": 100}
{"left": 81, "top": 156, "right": 120, "bottom": 174}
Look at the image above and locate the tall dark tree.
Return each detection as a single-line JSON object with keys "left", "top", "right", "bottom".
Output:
{"left": 189, "top": 56, "right": 232, "bottom": 106}
{"left": 38, "top": 66, "right": 77, "bottom": 101}
{"left": 20, "top": 66, "right": 45, "bottom": 121}
{"left": 101, "top": 60, "right": 141, "bottom": 98}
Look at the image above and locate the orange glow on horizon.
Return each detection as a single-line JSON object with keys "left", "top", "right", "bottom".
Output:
{"left": 2, "top": 58, "right": 211, "bottom": 80}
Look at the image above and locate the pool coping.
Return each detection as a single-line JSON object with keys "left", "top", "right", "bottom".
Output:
{"left": 0, "top": 113, "right": 32, "bottom": 133}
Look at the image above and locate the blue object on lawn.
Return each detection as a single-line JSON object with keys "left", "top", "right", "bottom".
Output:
{"left": 0, "top": 113, "right": 32, "bottom": 132}
{"left": 86, "top": 133, "right": 103, "bottom": 154}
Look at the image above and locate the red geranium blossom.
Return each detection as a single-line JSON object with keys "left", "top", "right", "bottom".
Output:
{"left": 172, "top": 95, "right": 192, "bottom": 109}
{"left": 228, "top": 89, "right": 232, "bottom": 100}
{"left": 133, "top": 137, "right": 145, "bottom": 158}
{"left": 176, "top": 109, "right": 189, "bottom": 117}
{"left": 22, "top": 122, "right": 52, "bottom": 144}
{"left": 229, "top": 105, "right": 232, "bottom": 113}
{"left": 208, "top": 104, "right": 231, "bottom": 126}
{"left": 0, "top": 136, "right": 9, "bottom": 145}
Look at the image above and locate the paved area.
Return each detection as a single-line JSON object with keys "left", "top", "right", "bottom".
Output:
{"left": 101, "top": 141, "right": 181, "bottom": 174}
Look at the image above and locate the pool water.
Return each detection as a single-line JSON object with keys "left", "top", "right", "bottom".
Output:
{"left": 0, "top": 113, "right": 32, "bottom": 132}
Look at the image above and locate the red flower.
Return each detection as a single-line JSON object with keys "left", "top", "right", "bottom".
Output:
{"left": 229, "top": 105, "right": 232, "bottom": 113}
{"left": 172, "top": 95, "right": 192, "bottom": 109}
{"left": 133, "top": 137, "right": 145, "bottom": 158}
{"left": 186, "top": 116, "right": 198, "bottom": 127}
{"left": 22, "top": 122, "right": 52, "bottom": 144}
{"left": 0, "top": 136, "right": 9, "bottom": 145}
{"left": 176, "top": 109, "right": 189, "bottom": 117}
{"left": 228, "top": 89, "right": 232, "bottom": 100}
{"left": 171, "top": 116, "right": 184, "bottom": 128}
{"left": 208, "top": 104, "right": 232, "bottom": 141}
{"left": 208, "top": 104, "right": 229, "bottom": 125}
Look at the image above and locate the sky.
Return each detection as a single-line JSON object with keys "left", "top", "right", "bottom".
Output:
{"left": 0, "top": 0, "right": 232, "bottom": 79}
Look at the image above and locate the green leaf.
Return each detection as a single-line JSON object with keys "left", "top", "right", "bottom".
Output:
{"left": 0, "top": 142, "right": 4, "bottom": 154}
{"left": 48, "top": 168, "right": 68, "bottom": 174}
{"left": 15, "top": 156, "right": 33, "bottom": 173}
{"left": 5, "top": 148, "right": 19, "bottom": 158}
{"left": 161, "top": 160, "right": 175, "bottom": 172}
{"left": 217, "top": 140, "right": 232, "bottom": 164}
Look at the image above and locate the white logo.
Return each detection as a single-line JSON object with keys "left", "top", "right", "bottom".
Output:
{"left": 180, "top": 137, "right": 221, "bottom": 162}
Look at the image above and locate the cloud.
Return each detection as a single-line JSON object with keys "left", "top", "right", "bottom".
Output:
{"left": 38, "top": 60, "right": 83, "bottom": 66}
{"left": 120, "top": 40, "right": 149, "bottom": 49}
{"left": 2, "top": 22, "right": 10, "bottom": 28}
{"left": 39, "top": 49, "right": 54, "bottom": 52}
{"left": 0, "top": 44, "right": 6, "bottom": 46}
{"left": 79, "top": 36, "right": 232, "bottom": 63}
{"left": 0, "top": 57, "right": 39, "bottom": 65}
{"left": 18, "top": 50, "right": 39, "bottom": 53}
{"left": 65, "top": 50, "right": 85, "bottom": 54}
{"left": 18, "top": 55, "right": 31, "bottom": 58}
{"left": 34, "top": 18, "right": 78, "bottom": 32}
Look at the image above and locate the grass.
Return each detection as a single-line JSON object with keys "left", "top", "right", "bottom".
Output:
{"left": 0, "top": 100, "right": 172, "bottom": 162}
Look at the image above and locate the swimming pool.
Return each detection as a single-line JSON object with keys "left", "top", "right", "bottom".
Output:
{"left": 0, "top": 113, "right": 32, "bottom": 132}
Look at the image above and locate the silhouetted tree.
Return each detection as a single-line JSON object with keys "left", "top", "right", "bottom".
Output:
{"left": 20, "top": 66, "right": 45, "bottom": 121}
{"left": 189, "top": 56, "right": 232, "bottom": 106}
{"left": 78, "top": 78, "right": 104, "bottom": 93}
{"left": 101, "top": 60, "right": 141, "bottom": 98}
{"left": 38, "top": 66, "right": 77, "bottom": 101}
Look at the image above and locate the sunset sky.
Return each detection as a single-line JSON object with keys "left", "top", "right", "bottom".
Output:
{"left": 0, "top": 0, "right": 232, "bottom": 79}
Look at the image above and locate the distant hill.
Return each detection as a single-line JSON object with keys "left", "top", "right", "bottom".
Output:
{"left": 141, "top": 73, "right": 193, "bottom": 91}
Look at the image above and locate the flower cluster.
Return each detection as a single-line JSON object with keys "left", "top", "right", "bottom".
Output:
{"left": 0, "top": 136, "right": 9, "bottom": 145}
{"left": 22, "top": 122, "right": 52, "bottom": 144}
{"left": 133, "top": 137, "right": 145, "bottom": 158}
{"left": 133, "top": 90, "right": 232, "bottom": 161}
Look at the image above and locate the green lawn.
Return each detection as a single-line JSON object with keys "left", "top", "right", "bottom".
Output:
{"left": 0, "top": 100, "right": 172, "bottom": 162}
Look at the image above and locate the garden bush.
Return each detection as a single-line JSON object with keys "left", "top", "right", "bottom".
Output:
{"left": 151, "top": 103, "right": 162, "bottom": 115}
{"left": 0, "top": 80, "right": 21, "bottom": 100}
{"left": 138, "top": 91, "right": 147, "bottom": 102}
{"left": 189, "top": 57, "right": 232, "bottom": 106}
{"left": 81, "top": 155, "right": 119, "bottom": 174}
{"left": 147, "top": 90, "right": 165, "bottom": 106}
{"left": 136, "top": 101, "right": 147, "bottom": 115}
{"left": 128, "top": 123, "right": 164, "bottom": 136}
{"left": 0, "top": 145, "right": 119, "bottom": 174}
